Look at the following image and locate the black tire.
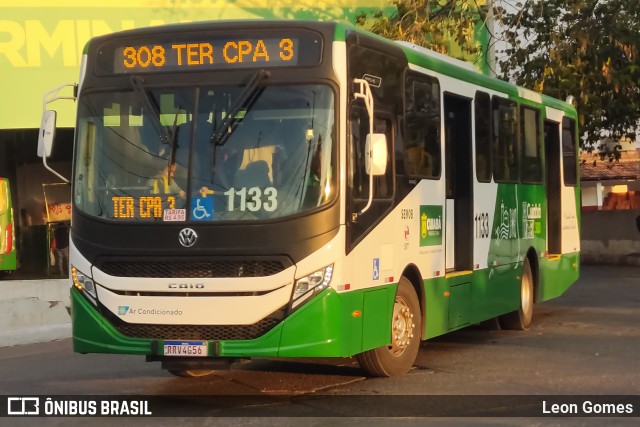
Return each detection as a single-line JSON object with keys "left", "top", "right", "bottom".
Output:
{"left": 480, "top": 316, "right": 502, "bottom": 330}
{"left": 357, "top": 277, "right": 421, "bottom": 377}
{"left": 167, "top": 370, "right": 215, "bottom": 378}
{"left": 499, "top": 257, "right": 534, "bottom": 330}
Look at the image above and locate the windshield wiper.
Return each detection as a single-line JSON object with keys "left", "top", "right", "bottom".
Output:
{"left": 210, "top": 69, "right": 270, "bottom": 147}
{"left": 167, "top": 106, "right": 182, "bottom": 184}
{"left": 130, "top": 75, "right": 171, "bottom": 145}
{"left": 131, "top": 76, "right": 182, "bottom": 185}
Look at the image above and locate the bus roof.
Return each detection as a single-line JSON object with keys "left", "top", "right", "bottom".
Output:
{"left": 332, "top": 20, "right": 577, "bottom": 117}
{"left": 83, "top": 19, "right": 577, "bottom": 117}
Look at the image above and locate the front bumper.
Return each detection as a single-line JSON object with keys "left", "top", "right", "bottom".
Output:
{"left": 71, "top": 284, "right": 394, "bottom": 359}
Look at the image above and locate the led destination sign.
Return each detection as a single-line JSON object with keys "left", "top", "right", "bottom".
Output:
{"left": 101, "top": 30, "right": 323, "bottom": 74}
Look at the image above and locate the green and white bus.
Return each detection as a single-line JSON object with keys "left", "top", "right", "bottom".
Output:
{"left": 0, "top": 177, "right": 17, "bottom": 274}
{"left": 39, "top": 20, "right": 580, "bottom": 377}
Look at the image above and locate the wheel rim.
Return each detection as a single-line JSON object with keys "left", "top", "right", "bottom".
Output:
{"left": 170, "top": 369, "right": 215, "bottom": 377}
{"left": 522, "top": 275, "right": 532, "bottom": 313}
{"left": 389, "top": 295, "right": 415, "bottom": 357}
{"left": 521, "top": 263, "right": 533, "bottom": 322}
{"left": 186, "top": 370, "right": 214, "bottom": 377}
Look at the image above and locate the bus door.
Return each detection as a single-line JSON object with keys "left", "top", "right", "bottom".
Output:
{"left": 444, "top": 94, "right": 473, "bottom": 272}
{"left": 544, "top": 120, "right": 562, "bottom": 254}
{"left": 542, "top": 110, "right": 579, "bottom": 298}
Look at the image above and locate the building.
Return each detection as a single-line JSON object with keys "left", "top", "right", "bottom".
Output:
{"left": 580, "top": 136, "right": 640, "bottom": 211}
{"left": 579, "top": 136, "right": 640, "bottom": 266}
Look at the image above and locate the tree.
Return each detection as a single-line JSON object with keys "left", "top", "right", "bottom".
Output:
{"left": 355, "top": 1, "right": 493, "bottom": 68}
{"left": 497, "top": 0, "right": 640, "bottom": 149}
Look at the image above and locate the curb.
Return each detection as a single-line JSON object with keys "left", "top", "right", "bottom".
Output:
{"left": 0, "top": 279, "right": 71, "bottom": 348}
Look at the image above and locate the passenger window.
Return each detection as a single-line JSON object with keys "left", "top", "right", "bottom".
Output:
{"left": 474, "top": 91, "right": 491, "bottom": 182}
{"left": 404, "top": 73, "right": 441, "bottom": 178}
{"left": 492, "top": 98, "right": 519, "bottom": 183}
{"left": 521, "top": 106, "right": 542, "bottom": 183}
{"left": 562, "top": 117, "right": 577, "bottom": 186}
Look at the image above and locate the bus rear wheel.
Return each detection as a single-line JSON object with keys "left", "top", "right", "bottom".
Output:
{"left": 357, "top": 278, "right": 421, "bottom": 377}
{"left": 167, "top": 370, "right": 215, "bottom": 378}
{"left": 499, "top": 258, "right": 534, "bottom": 330}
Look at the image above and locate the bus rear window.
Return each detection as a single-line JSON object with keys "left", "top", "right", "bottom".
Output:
{"left": 562, "top": 117, "right": 577, "bottom": 186}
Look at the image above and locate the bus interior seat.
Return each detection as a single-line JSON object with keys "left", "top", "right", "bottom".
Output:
{"left": 235, "top": 160, "right": 272, "bottom": 188}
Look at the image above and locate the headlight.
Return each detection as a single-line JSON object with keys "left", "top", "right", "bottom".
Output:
{"left": 291, "top": 264, "right": 333, "bottom": 309}
{"left": 71, "top": 266, "right": 97, "bottom": 302}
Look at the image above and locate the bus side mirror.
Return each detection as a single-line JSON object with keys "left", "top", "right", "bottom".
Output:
{"left": 365, "top": 133, "right": 387, "bottom": 176}
{"left": 37, "top": 110, "right": 57, "bottom": 158}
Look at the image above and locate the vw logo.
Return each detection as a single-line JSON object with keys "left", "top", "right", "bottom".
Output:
{"left": 178, "top": 228, "right": 198, "bottom": 248}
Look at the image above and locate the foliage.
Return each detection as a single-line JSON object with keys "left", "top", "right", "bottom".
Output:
{"left": 497, "top": 0, "right": 640, "bottom": 149}
{"left": 354, "top": 1, "right": 491, "bottom": 62}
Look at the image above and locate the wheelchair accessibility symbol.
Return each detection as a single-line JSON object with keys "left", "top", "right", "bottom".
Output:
{"left": 191, "top": 197, "right": 214, "bottom": 221}
{"left": 372, "top": 258, "right": 380, "bottom": 280}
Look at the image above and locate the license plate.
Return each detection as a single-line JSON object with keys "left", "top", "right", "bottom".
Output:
{"left": 163, "top": 341, "right": 208, "bottom": 357}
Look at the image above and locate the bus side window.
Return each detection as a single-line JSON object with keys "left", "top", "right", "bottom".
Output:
{"left": 492, "top": 97, "right": 519, "bottom": 183}
{"left": 562, "top": 117, "right": 577, "bottom": 186}
{"left": 404, "top": 73, "right": 441, "bottom": 178}
{"left": 521, "top": 106, "right": 542, "bottom": 183}
{"left": 474, "top": 91, "right": 491, "bottom": 182}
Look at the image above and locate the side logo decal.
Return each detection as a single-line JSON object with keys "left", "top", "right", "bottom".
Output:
{"left": 419, "top": 205, "right": 443, "bottom": 246}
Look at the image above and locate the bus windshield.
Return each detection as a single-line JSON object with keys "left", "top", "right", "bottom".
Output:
{"left": 74, "top": 84, "right": 335, "bottom": 222}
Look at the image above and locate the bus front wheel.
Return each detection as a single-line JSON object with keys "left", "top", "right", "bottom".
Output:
{"left": 357, "top": 277, "right": 421, "bottom": 377}
{"left": 499, "top": 258, "right": 534, "bottom": 330}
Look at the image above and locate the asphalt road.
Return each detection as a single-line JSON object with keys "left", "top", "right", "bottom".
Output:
{"left": 0, "top": 264, "right": 638, "bottom": 426}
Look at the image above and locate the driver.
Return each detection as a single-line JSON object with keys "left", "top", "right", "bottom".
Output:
{"left": 150, "top": 161, "right": 186, "bottom": 200}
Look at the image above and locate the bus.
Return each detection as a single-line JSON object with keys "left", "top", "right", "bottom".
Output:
{"left": 0, "top": 177, "right": 17, "bottom": 274}
{"left": 38, "top": 20, "right": 580, "bottom": 377}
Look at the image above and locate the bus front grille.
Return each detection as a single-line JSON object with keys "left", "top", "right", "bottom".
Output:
{"left": 97, "top": 259, "right": 287, "bottom": 278}
{"left": 103, "top": 307, "right": 284, "bottom": 341}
